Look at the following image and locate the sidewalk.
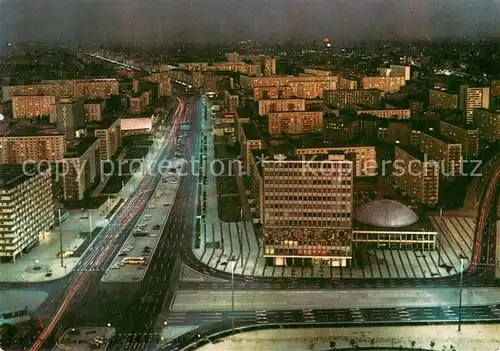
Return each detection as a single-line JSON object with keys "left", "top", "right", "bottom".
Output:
{"left": 53, "top": 326, "right": 115, "bottom": 351}
{"left": 0, "top": 197, "right": 121, "bottom": 283}
{"left": 197, "top": 324, "right": 500, "bottom": 351}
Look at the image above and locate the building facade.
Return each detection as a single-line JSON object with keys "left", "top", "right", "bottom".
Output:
{"left": 262, "top": 154, "right": 353, "bottom": 267}
{"left": 0, "top": 165, "right": 54, "bottom": 262}
{"left": 323, "top": 89, "right": 381, "bottom": 110}
{"left": 356, "top": 107, "right": 411, "bottom": 120}
{"left": 84, "top": 99, "right": 106, "bottom": 122}
{"left": 0, "top": 133, "right": 66, "bottom": 164}
{"left": 258, "top": 98, "right": 306, "bottom": 116}
{"left": 439, "top": 121, "right": 479, "bottom": 159}
{"left": 393, "top": 146, "right": 439, "bottom": 205}
{"left": 419, "top": 132, "right": 462, "bottom": 176}
{"left": 12, "top": 95, "right": 57, "bottom": 121}
{"left": 460, "top": 86, "right": 490, "bottom": 123}
{"left": 252, "top": 76, "right": 338, "bottom": 99}
{"left": 360, "top": 76, "right": 406, "bottom": 95}
{"left": 63, "top": 138, "right": 100, "bottom": 200}
{"left": 429, "top": 89, "right": 458, "bottom": 110}
{"left": 91, "top": 117, "right": 122, "bottom": 160}
{"left": 473, "top": 108, "right": 500, "bottom": 141}
{"left": 56, "top": 98, "right": 85, "bottom": 139}
{"left": 267, "top": 111, "right": 323, "bottom": 135}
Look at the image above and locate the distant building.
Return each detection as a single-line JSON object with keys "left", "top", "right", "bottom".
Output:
{"left": 0, "top": 164, "right": 54, "bottom": 262}
{"left": 360, "top": 76, "right": 406, "bottom": 95}
{"left": 303, "top": 68, "right": 332, "bottom": 77}
{"left": 409, "top": 100, "right": 424, "bottom": 115}
{"left": 439, "top": 121, "right": 479, "bottom": 159}
{"left": 322, "top": 114, "right": 360, "bottom": 141}
{"left": 225, "top": 90, "right": 240, "bottom": 114}
{"left": 378, "top": 65, "right": 411, "bottom": 81}
{"left": 323, "top": 89, "right": 381, "bottom": 110}
{"left": 267, "top": 111, "right": 323, "bottom": 135}
{"left": 338, "top": 76, "right": 358, "bottom": 90}
{"left": 356, "top": 105, "right": 411, "bottom": 120}
{"left": 263, "top": 58, "right": 276, "bottom": 76}
{"left": 473, "top": 108, "right": 500, "bottom": 141}
{"left": 84, "top": 99, "right": 106, "bottom": 122}
{"left": 429, "top": 89, "right": 458, "bottom": 110}
{"left": 393, "top": 146, "right": 439, "bottom": 205}
{"left": 252, "top": 76, "right": 338, "bottom": 99}
{"left": 258, "top": 98, "right": 306, "bottom": 116}
{"left": 262, "top": 153, "right": 353, "bottom": 267}
{"left": 56, "top": 98, "right": 85, "bottom": 139}
{"left": 377, "top": 119, "right": 412, "bottom": 145}
{"left": 0, "top": 132, "right": 65, "bottom": 164}
{"left": 88, "top": 117, "right": 121, "bottom": 160}
{"left": 12, "top": 95, "right": 57, "bottom": 121}
{"left": 490, "top": 79, "right": 500, "bottom": 97}
{"left": 238, "top": 123, "right": 263, "bottom": 175}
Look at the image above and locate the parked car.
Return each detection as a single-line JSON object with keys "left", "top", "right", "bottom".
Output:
{"left": 152, "top": 225, "right": 161, "bottom": 230}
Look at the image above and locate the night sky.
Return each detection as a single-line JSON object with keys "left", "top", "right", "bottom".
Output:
{"left": 1, "top": 0, "right": 499, "bottom": 47}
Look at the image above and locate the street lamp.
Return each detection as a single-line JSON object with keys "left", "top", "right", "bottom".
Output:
{"left": 458, "top": 257, "right": 464, "bottom": 332}
{"left": 58, "top": 209, "right": 64, "bottom": 268}
{"left": 231, "top": 260, "right": 235, "bottom": 332}
{"left": 88, "top": 214, "right": 93, "bottom": 241}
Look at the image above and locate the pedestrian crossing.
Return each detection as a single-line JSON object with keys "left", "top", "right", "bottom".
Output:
{"left": 106, "top": 332, "right": 161, "bottom": 350}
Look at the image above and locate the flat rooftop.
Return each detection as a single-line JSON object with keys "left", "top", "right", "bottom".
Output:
{"left": 87, "top": 116, "right": 120, "bottom": 130}
{"left": 0, "top": 164, "right": 49, "bottom": 190}
{"left": 395, "top": 145, "right": 426, "bottom": 160}
{"left": 65, "top": 137, "right": 98, "bottom": 158}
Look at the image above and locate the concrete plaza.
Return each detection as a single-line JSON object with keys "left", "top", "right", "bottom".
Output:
{"left": 196, "top": 324, "right": 500, "bottom": 351}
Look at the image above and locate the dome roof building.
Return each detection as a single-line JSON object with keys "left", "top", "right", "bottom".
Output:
{"left": 353, "top": 199, "right": 419, "bottom": 228}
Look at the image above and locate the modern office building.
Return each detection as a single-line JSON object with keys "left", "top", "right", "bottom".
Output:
{"left": 267, "top": 111, "right": 323, "bottom": 135}
{"left": 428, "top": 89, "right": 459, "bottom": 110}
{"left": 12, "top": 95, "right": 57, "bottom": 121}
{"left": 258, "top": 98, "right": 306, "bottom": 116}
{"left": 419, "top": 132, "right": 462, "bottom": 177}
{"left": 360, "top": 76, "right": 406, "bottom": 95}
{"left": 55, "top": 98, "right": 85, "bottom": 139}
{"left": 252, "top": 76, "right": 338, "bottom": 99}
{"left": 460, "top": 86, "right": 490, "bottom": 123}
{"left": 323, "top": 114, "right": 360, "bottom": 141}
{"left": 295, "top": 144, "right": 376, "bottom": 177}
{"left": 88, "top": 117, "right": 121, "bottom": 160}
{"left": 225, "top": 90, "right": 240, "bottom": 113}
{"left": 0, "top": 164, "right": 54, "bottom": 262}
{"left": 439, "top": 121, "right": 479, "bottom": 159}
{"left": 323, "top": 89, "right": 381, "bottom": 110}
{"left": 84, "top": 99, "right": 106, "bottom": 122}
{"left": 63, "top": 138, "right": 100, "bottom": 200}
{"left": 262, "top": 153, "right": 354, "bottom": 267}
{"left": 393, "top": 146, "right": 439, "bottom": 205}
{"left": 473, "top": 108, "right": 500, "bottom": 141}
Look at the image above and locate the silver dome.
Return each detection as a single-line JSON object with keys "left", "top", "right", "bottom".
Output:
{"left": 353, "top": 199, "right": 419, "bottom": 228}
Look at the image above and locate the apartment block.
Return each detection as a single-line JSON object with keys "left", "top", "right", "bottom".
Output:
{"left": 460, "top": 86, "right": 490, "bottom": 123}
{"left": 84, "top": 99, "right": 106, "bottom": 122}
{"left": 262, "top": 153, "right": 353, "bottom": 267}
{"left": 2, "top": 84, "right": 58, "bottom": 102}
{"left": 323, "top": 114, "right": 360, "bottom": 141}
{"left": 439, "top": 121, "right": 479, "bottom": 159}
{"left": 295, "top": 145, "right": 376, "bottom": 177}
{"left": 360, "top": 76, "right": 406, "bottom": 95}
{"left": 303, "top": 68, "right": 333, "bottom": 77}
{"left": 145, "top": 74, "right": 172, "bottom": 97}
{"left": 377, "top": 119, "right": 412, "bottom": 145}
{"left": 268, "top": 111, "right": 323, "bottom": 135}
{"left": 429, "top": 89, "right": 458, "bottom": 110}
{"left": 238, "top": 123, "right": 263, "bottom": 175}
{"left": 473, "top": 108, "right": 500, "bottom": 141}
{"left": 378, "top": 65, "right": 411, "bottom": 81}
{"left": 89, "top": 117, "right": 122, "bottom": 160}
{"left": 258, "top": 98, "right": 306, "bottom": 116}
{"left": 0, "top": 132, "right": 66, "bottom": 164}
{"left": 63, "top": 138, "right": 100, "bottom": 200}
{"left": 323, "top": 89, "right": 381, "bottom": 110}
{"left": 263, "top": 58, "right": 276, "bottom": 76}
{"left": 338, "top": 76, "right": 358, "bottom": 90}
{"left": 0, "top": 164, "right": 55, "bottom": 262}
{"left": 55, "top": 98, "right": 85, "bottom": 139}
{"left": 420, "top": 132, "right": 462, "bottom": 176}
{"left": 71, "top": 79, "right": 120, "bottom": 100}
{"left": 252, "top": 76, "right": 338, "bottom": 99}
{"left": 393, "top": 146, "right": 439, "bottom": 205}
{"left": 356, "top": 105, "right": 411, "bottom": 120}
{"left": 253, "top": 86, "right": 293, "bottom": 101}
{"left": 12, "top": 95, "right": 57, "bottom": 121}
{"left": 491, "top": 79, "right": 500, "bottom": 97}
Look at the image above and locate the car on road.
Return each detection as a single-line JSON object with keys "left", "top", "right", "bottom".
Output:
{"left": 152, "top": 224, "right": 161, "bottom": 230}
{"left": 111, "top": 265, "right": 121, "bottom": 269}
{"left": 149, "top": 205, "right": 156, "bottom": 209}
{"left": 149, "top": 233, "right": 157, "bottom": 237}
{"left": 163, "top": 203, "right": 170, "bottom": 207}
{"left": 118, "top": 252, "right": 128, "bottom": 257}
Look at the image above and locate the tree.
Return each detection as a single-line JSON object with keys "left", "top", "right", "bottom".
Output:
{"left": 430, "top": 341, "right": 435, "bottom": 350}
{"left": 349, "top": 339, "right": 356, "bottom": 348}
{"left": 411, "top": 340, "right": 416, "bottom": 349}
{"left": 370, "top": 339, "right": 375, "bottom": 348}
{"left": 329, "top": 340, "right": 336, "bottom": 349}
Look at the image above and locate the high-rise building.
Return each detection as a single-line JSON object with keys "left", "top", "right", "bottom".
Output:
{"left": 224, "top": 90, "right": 240, "bottom": 113}
{"left": 258, "top": 98, "right": 306, "bottom": 116}
{"left": 267, "top": 111, "right": 323, "bottom": 135}
{"left": 360, "top": 77, "right": 406, "bottom": 95}
{"left": 56, "top": 98, "right": 85, "bottom": 139}
{"left": 2, "top": 84, "right": 58, "bottom": 102}
{"left": 473, "top": 108, "right": 500, "bottom": 141}
{"left": 11, "top": 95, "right": 57, "bottom": 121}
{"left": 439, "top": 121, "right": 479, "bottom": 159}
{"left": 263, "top": 58, "right": 276, "bottom": 76}
{"left": 262, "top": 153, "right": 353, "bottom": 267}
{"left": 238, "top": 124, "right": 263, "bottom": 175}
{"left": 71, "top": 79, "right": 120, "bottom": 100}
{"left": 460, "top": 86, "right": 490, "bottom": 123}
{"left": 0, "top": 132, "right": 66, "bottom": 164}
{"left": 419, "top": 132, "right": 462, "bottom": 176}
{"left": 338, "top": 76, "right": 358, "bottom": 90}
{"left": 0, "top": 164, "right": 54, "bottom": 262}
{"left": 322, "top": 114, "right": 360, "bottom": 141}
{"left": 393, "top": 146, "right": 439, "bottom": 205}
{"left": 84, "top": 99, "right": 106, "bottom": 122}
{"left": 89, "top": 117, "right": 121, "bottom": 160}
{"left": 323, "top": 89, "right": 381, "bottom": 110}
{"left": 429, "top": 89, "right": 459, "bottom": 110}
{"left": 253, "top": 86, "right": 293, "bottom": 100}
{"left": 63, "top": 137, "right": 100, "bottom": 200}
